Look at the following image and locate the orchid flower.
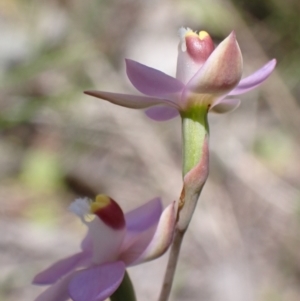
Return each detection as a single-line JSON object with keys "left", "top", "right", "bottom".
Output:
{"left": 33, "top": 195, "right": 176, "bottom": 301}
{"left": 80, "top": 29, "right": 276, "bottom": 301}
{"left": 83, "top": 28, "right": 276, "bottom": 232}
{"left": 84, "top": 28, "right": 276, "bottom": 121}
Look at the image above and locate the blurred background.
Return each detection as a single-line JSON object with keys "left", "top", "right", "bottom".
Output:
{"left": 1, "top": 0, "right": 300, "bottom": 300}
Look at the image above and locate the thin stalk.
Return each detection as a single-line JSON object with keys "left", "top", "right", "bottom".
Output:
{"left": 158, "top": 228, "right": 184, "bottom": 301}
{"left": 157, "top": 106, "right": 209, "bottom": 301}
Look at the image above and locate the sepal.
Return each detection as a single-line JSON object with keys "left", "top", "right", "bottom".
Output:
{"left": 130, "top": 201, "right": 176, "bottom": 265}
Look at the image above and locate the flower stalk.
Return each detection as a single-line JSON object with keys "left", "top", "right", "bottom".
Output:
{"left": 181, "top": 106, "right": 209, "bottom": 177}
{"left": 178, "top": 106, "right": 209, "bottom": 231}
{"left": 158, "top": 107, "right": 210, "bottom": 301}
{"left": 158, "top": 229, "right": 184, "bottom": 301}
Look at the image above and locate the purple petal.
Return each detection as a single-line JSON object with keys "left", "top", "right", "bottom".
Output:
{"left": 126, "top": 59, "right": 184, "bottom": 97}
{"left": 84, "top": 91, "right": 178, "bottom": 109}
{"left": 210, "top": 98, "right": 241, "bottom": 114}
{"left": 125, "top": 197, "right": 163, "bottom": 232}
{"left": 34, "top": 272, "right": 74, "bottom": 301}
{"left": 69, "top": 262, "right": 125, "bottom": 301}
{"left": 33, "top": 252, "right": 91, "bottom": 285}
{"left": 119, "top": 224, "right": 158, "bottom": 265}
{"left": 229, "top": 59, "right": 276, "bottom": 95}
{"left": 129, "top": 201, "right": 176, "bottom": 265}
{"left": 145, "top": 106, "right": 180, "bottom": 121}
{"left": 120, "top": 198, "right": 163, "bottom": 264}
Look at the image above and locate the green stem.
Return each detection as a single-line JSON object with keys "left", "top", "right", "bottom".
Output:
{"left": 178, "top": 106, "right": 210, "bottom": 231}
{"left": 181, "top": 106, "right": 209, "bottom": 177}
{"left": 158, "top": 106, "right": 210, "bottom": 301}
{"left": 110, "top": 270, "right": 136, "bottom": 301}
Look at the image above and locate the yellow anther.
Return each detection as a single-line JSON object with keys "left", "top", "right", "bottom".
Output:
{"left": 90, "top": 194, "right": 110, "bottom": 213}
{"left": 199, "top": 31, "right": 209, "bottom": 40}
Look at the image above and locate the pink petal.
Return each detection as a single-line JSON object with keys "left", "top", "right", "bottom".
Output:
{"left": 119, "top": 224, "right": 158, "bottom": 265}
{"left": 33, "top": 252, "right": 91, "bottom": 285}
{"left": 120, "top": 198, "right": 163, "bottom": 264}
{"left": 145, "top": 106, "right": 180, "bottom": 121}
{"left": 186, "top": 32, "right": 243, "bottom": 96}
{"left": 125, "top": 197, "right": 163, "bottom": 232}
{"left": 126, "top": 59, "right": 184, "bottom": 97}
{"left": 34, "top": 272, "right": 74, "bottom": 301}
{"left": 68, "top": 262, "right": 125, "bottom": 301}
{"left": 210, "top": 98, "right": 241, "bottom": 114}
{"left": 84, "top": 91, "right": 178, "bottom": 109}
{"left": 129, "top": 201, "right": 176, "bottom": 265}
{"left": 229, "top": 59, "right": 276, "bottom": 95}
